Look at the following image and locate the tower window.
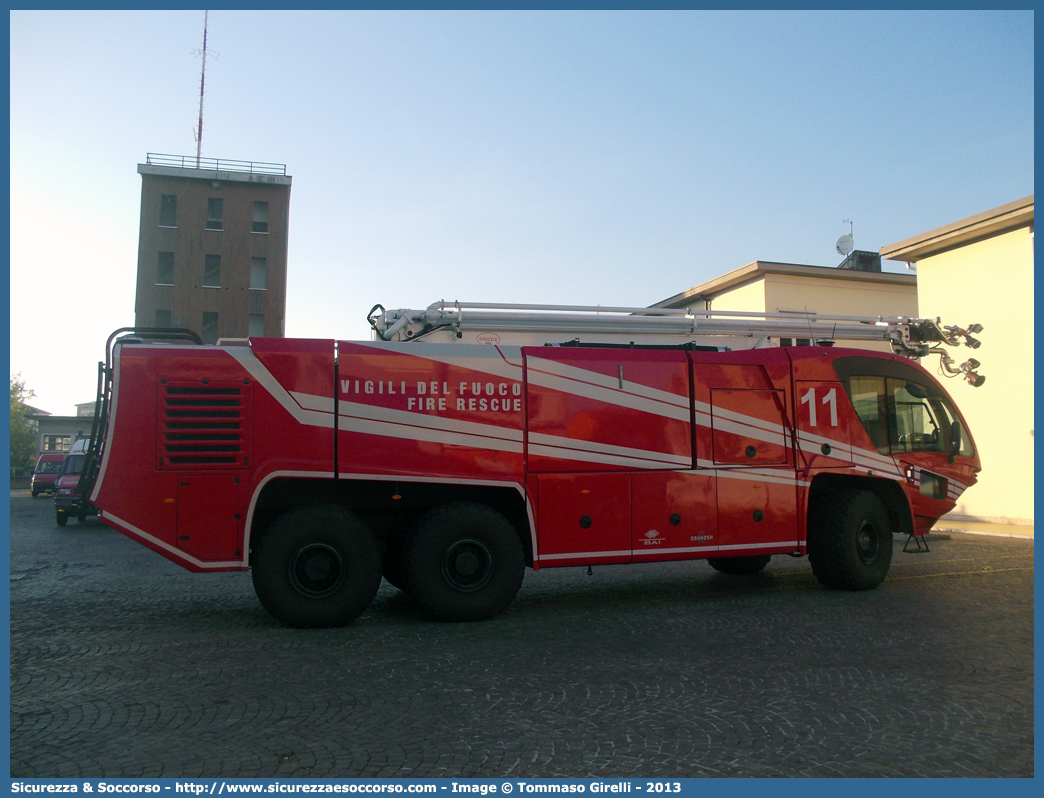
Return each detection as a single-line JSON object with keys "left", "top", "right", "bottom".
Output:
{"left": 249, "top": 314, "right": 265, "bottom": 337}
{"left": 156, "top": 252, "right": 174, "bottom": 285}
{"left": 206, "top": 198, "right": 224, "bottom": 231}
{"left": 203, "top": 255, "right": 221, "bottom": 288}
{"left": 201, "top": 312, "right": 219, "bottom": 345}
{"left": 159, "top": 195, "right": 177, "bottom": 227}
{"left": 250, "top": 257, "right": 267, "bottom": 290}
{"left": 252, "top": 201, "right": 269, "bottom": 233}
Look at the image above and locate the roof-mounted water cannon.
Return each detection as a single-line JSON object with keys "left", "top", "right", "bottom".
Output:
{"left": 955, "top": 322, "right": 983, "bottom": 349}
{"left": 931, "top": 348, "right": 986, "bottom": 387}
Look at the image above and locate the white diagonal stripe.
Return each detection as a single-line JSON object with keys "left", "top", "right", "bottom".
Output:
{"left": 340, "top": 414, "right": 524, "bottom": 454}
{"left": 538, "top": 549, "right": 631, "bottom": 561}
{"left": 527, "top": 368, "right": 691, "bottom": 422}
{"left": 528, "top": 431, "right": 691, "bottom": 467}
{"left": 528, "top": 444, "right": 683, "bottom": 470}
{"left": 633, "top": 545, "right": 718, "bottom": 556}
{"left": 227, "top": 347, "right": 335, "bottom": 428}
{"left": 527, "top": 356, "right": 690, "bottom": 409}
{"left": 711, "top": 414, "right": 788, "bottom": 448}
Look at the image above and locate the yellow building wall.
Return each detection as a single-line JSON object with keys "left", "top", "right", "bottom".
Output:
{"left": 915, "top": 226, "right": 1034, "bottom": 523}
{"left": 709, "top": 274, "right": 916, "bottom": 353}
{"left": 766, "top": 274, "right": 918, "bottom": 317}
{"left": 767, "top": 275, "right": 918, "bottom": 353}
{"left": 707, "top": 280, "right": 767, "bottom": 312}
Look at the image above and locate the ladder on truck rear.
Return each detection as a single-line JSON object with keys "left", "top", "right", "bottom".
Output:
{"left": 77, "top": 327, "right": 204, "bottom": 515}
{"left": 368, "top": 301, "right": 986, "bottom": 386}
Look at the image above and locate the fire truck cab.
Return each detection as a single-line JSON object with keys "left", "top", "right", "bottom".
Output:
{"left": 85, "top": 305, "right": 982, "bottom": 627}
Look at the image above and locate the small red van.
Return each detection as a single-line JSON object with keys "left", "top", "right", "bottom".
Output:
{"left": 31, "top": 453, "right": 67, "bottom": 497}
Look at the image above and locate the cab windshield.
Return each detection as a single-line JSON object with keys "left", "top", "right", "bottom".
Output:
{"left": 834, "top": 357, "right": 974, "bottom": 458}
{"left": 60, "top": 454, "right": 86, "bottom": 476}
{"left": 35, "top": 460, "right": 64, "bottom": 474}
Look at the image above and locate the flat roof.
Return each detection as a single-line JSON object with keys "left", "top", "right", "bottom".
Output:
{"left": 652, "top": 260, "right": 916, "bottom": 309}
{"left": 880, "top": 195, "right": 1033, "bottom": 263}
{"left": 138, "top": 163, "right": 292, "bottom": 187}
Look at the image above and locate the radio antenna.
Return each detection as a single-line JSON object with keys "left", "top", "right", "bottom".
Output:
{"left": 194, "top": 11, "right": 209, "bottom": 168}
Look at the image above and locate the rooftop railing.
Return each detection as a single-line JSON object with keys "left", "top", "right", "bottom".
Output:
{"left": 145, "top": 153, "right": 287, "bottom": 176}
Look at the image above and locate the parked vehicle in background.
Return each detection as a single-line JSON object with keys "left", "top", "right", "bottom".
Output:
{"left": 31, "top": 453, "right": 67, "bottom": 497}
{"left": 54, "top": 446, "right": 97, "bottom": 526}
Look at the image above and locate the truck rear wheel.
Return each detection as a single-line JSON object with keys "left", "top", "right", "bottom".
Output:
{"left": 402, "top": 501, "right": 524, "bottom": 621}
{"left": 56, "top": 513, "right": 68, "bottom": 527}
{"left": 808, "top": 489, "right": 893, "bottom": 591}
{"left": 707, "top": 554, "right": 771, "bottom": 575}
{"left": 251, "top": 503, "right": 382, "bottom": 628}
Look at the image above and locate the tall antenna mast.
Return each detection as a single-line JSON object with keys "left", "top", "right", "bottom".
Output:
{"left": 195, "top": 10, "right": 209, "bottom": 168}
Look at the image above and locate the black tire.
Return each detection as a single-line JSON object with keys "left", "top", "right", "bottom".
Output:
{"left": 808, "top": 489, "right": 893, "bottom": 591}
{"left": 381, "top": 536, "right": 407, "bottom": 591}
{"left": 77, "top": 513, "right": 87, "bottom": 523}
{"left": 707, "top": 554, "right": 771, "bottom": 575}
{"left": 31, "top": 490, "right": 39, "bottom": 498}
{"left": 251, "top": 503, "right": 382, "bottom": 628}
{"left": 402, "top": 501, "right": 525, "bottom": 621}
{"left": 56, "top": 513, "right": 68, "bottom": 527}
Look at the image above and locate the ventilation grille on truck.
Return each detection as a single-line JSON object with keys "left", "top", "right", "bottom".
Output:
{"left": 157, "top": 382, "right": 252, "bottom": 469}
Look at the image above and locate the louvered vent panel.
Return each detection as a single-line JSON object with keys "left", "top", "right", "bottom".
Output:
{"left": 158, "top": 382, "right": 252, "bottom": 469}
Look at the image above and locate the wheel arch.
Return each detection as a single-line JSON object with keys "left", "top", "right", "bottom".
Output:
{"left": 247, "top": 475, "right": 533, "bottom": 567}
{"left": 807, "top": 473, "right": 913, "bottom": 537}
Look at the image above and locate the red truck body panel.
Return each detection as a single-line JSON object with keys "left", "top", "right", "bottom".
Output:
{"left": 91, "top": 338, "right": 980, "bottom": 581}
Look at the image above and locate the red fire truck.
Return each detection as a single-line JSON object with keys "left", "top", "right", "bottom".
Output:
{"left": 80, "top": 304, "right": 984, "bottom": 627}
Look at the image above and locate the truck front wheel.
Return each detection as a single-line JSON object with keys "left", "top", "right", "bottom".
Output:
{"left": 402, "top": 501, "right": 525, "bottom": 621}
{"left": 251, "top": 503, "right": 382, "bottom": 628}
{"left": 808, "top": 489, "right": 893, "bottom": 590}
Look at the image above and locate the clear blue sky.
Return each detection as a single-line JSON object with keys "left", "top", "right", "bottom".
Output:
{"left": 9, "top": 10, "right": 1034, "bottom": 414}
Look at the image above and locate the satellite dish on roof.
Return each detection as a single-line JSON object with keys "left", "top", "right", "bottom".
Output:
{"left": 836, "top": 233, "right": 854, "bottom": 257}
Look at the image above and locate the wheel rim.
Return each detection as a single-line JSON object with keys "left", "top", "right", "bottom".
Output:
{"left": 288, "top": 543, "right": 347, "bottom": 598}
{"left": 856, "top": 519, "right": 880, "bottom": 564}
{"left": 441, "top": 538, "right": 494, "bottom": 593}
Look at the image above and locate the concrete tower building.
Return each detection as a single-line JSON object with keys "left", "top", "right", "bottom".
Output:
{"left": 134, "top": 154, "right": 292, "bottom": 343}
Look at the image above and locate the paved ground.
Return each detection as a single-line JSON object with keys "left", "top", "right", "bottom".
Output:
{"left": 10, "top": 490, "right": 1034, "bottom": 778}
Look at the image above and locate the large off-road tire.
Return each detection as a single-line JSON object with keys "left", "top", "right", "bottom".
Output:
{"left": 56, "top": 513, "right": 68, "bottom": 527}
{"left": 251, "top": 504, "right": 382, "bottom": 628}
{"left": 808, "top": 489, "right": 893, "bottom": 591}
{"left": 402, "top": 501, "right": 525, "bottom": 621}
{"left": 707, "top": 554, "right": 771, "bottom": 575}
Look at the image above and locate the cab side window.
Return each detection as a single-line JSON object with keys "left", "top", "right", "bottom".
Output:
{"left": 848, "top": 376, "right": 888, "bottom": 454}
{"left": 887, "top": 379, "right": 944, "bottom": 453}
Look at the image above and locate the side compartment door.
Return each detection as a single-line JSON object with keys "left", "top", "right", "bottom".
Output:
{"left": 690, "top": 350, "right": 799, "bottom": 552}
{"left": 631, "top": 471, "right": 717, "bottom": 561}
{"left": 176, "top": 475, "right": 242, "bottom": 562}
{"left": 524, "top": 348, "right": 691, "bottom": 565}
{"left": 536, "top": 472, "right": 631, "bottom": 565}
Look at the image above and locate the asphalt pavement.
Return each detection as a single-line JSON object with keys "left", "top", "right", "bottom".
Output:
{"left": 9, "top": 489, "right": 1034, "bottom": 778}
